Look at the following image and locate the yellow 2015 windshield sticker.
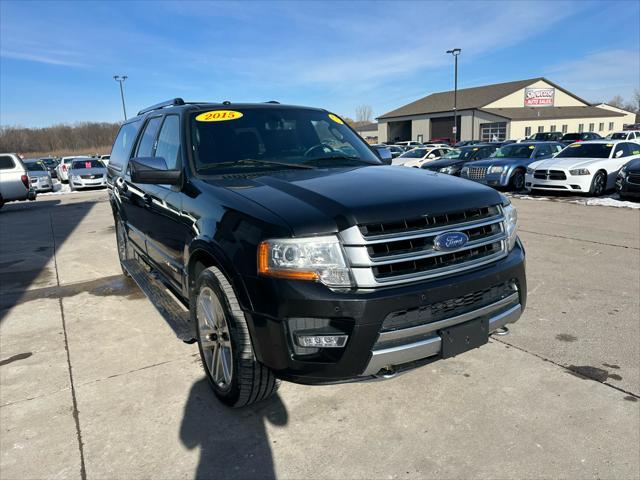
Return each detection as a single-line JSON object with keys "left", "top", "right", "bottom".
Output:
{"left": 196, "top": 110, "right": 243, "bottom": 122}
{"left": 569, "top": 143, "right": 582, "bottom": 147}
{"left": 529, "top": 145, "right": 535, "bottom": 149}
{"left": 328, "top": 113, "right": 344, "bottom": 124}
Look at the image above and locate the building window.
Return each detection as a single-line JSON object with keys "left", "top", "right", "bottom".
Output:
{"left": 525, "top": 126, "right": 532, "bottom": 137}
{"left": 588, "top": 123, "right": 594, "bottom": 132}
{"left": 578, "top": 123, "right": 584, "bottom": 133}
{"left": 609, "top": 122, "right": 614, "bottom": 130}
{"left": 599, "top": 122, "right": 604, "bottom": 132}
{"left": 550, "top": 125, "right": 556, "bottom": 132}
{"left": 479, "top": 122, "right": 507, "bottom": 142}
{"left": 538, "top": 126, "right": 544, "bottom": 133}
{"left": 562, "top": 125, "right": 568, "bottom": 133}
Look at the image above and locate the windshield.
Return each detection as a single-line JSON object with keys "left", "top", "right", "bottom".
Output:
{"left": 555, "top": 143, "right": 612, "bottom": 159}
{"left": 25, "top": 162, "right": 46, "bottom": 171}
{"left": 71, "top": 159, "right": 104, "bottom": 169}
{"left": 190, "top": 108, "right": 380, "bottom": 173}
{"left": 562, "top": 133, "right": 581, "bottom": 141}
{"left": 492, "top": 144, "right": 535, "bottom": 159}
{"left": 442, "top": 149, "right": 462, "bottom": 159}
{"left": 610, "top": 133, "right": 628, "bottom": 140}
{"left": 399, "top": 148, "right": 427, "bottom": 158}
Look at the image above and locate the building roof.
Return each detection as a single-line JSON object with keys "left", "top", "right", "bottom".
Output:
{"left": 378, "top": 77, "right": 590, "bottom": 120}
{"left": 480, "top": 106, "right": 625, "bottom": 121}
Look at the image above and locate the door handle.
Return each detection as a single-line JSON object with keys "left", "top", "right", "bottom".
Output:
{"left": 115, "top": 176, "right": 128, "bottom": 193}
{"left": 143, "top": 194, "right": 153, "bottom": 207}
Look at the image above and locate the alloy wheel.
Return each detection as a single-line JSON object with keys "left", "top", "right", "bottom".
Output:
{"left": 197, "top": 286, "right": 233, "bottom": 389}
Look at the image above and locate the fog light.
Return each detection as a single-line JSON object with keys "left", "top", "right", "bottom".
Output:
{"left": 295, "top": 335, "right": 348, "bottom": 348}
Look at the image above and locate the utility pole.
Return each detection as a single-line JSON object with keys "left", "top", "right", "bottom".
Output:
{"left": 113, "top": 75, "right": 128, "bottom": 120}
{"left": 446, "top": 49, "right": 461, "bottom": 143}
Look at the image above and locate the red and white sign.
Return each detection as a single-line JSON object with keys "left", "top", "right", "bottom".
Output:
{"left": 524, "top": 87, "right": 555, "bottom": 107}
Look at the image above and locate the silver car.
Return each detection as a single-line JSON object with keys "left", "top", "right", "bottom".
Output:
{"left": 0, "top": 153, "right": 36, "bottom": 209}
{"left": 24, "top": 159, "right": 53, "bottom": 192}
{"left": 57, "top": 156, "right": 92, "bottom": 182}
{"left": 68, "top": 158, "right": 108, "bottom": 190}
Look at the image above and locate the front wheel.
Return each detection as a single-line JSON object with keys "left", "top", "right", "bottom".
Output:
{"left": 115, "top": 215, "right": 132, "bottom": 276}
{"left": 509, "top": 169, "right": 526, "bottom": 192}
{"left": 589, "top": 171, "right": 607, "bottom": 196}
{"left": 194, "top": 267, "right": 279, "bottom": 407}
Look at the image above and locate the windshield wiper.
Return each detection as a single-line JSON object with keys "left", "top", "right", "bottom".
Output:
{"left": 199, "top": 158, "right": 314, "bottom": 171}
{"left": 302, "top": 155, "right": 371, "bottom": 165}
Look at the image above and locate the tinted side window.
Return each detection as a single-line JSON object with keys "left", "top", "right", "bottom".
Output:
{"left": 0, "top": 155, "right": 16, "bottom": 170}
{"left": 109, "top": 120, "right": 142, "bottom": 171}
{"left": 155, "top": 115, "right": 181, "bottom": 170}
{"left": 136, "top": 117, "right": 163, "bottom": 157}
{"left": 536, "top": 144, "right": 552, "bottom": 157}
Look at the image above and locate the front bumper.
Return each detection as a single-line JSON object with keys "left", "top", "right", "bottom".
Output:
{"left": 30, "top": 178, "right": 53, "bottom": 192}
{"left": 71, "top": 177, "right": 107, "bottom": 189}
{"left": 525, "top": 171, "right": 591, "bottom": 192}
{"left": 462, "top": 172, "right": 509, "bottom": 187}
{"left": 616, "top": 174, "right": 640, "bottom": 197}
{"left": 243, "top": 240, "right": 526, "bottom": 384}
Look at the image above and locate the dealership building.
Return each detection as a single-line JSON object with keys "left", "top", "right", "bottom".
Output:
{"left": 377, "top": 77, "right": 636, "bottom": 143}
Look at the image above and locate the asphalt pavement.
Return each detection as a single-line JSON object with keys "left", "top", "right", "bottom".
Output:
{"left": 1, "top": 190, "right": 638, "bottom": 479}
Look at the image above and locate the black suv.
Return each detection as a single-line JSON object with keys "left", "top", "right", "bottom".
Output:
{"left": 108, "top": 99, "right": 526, "bottom": 407}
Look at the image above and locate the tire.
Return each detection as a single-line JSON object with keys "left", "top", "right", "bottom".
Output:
{"left": 589, "top": 171, "right": 607, "bottom": 196}
{"left": 114, "top": 215, "right": 132, "bottom": 277}
{"left": 509, "top": 169, "right": 526, "bottom": 192}
{"left": 194, "top": 266, "right": 279, "bottom": 408}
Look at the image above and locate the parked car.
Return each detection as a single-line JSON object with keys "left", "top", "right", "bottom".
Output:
{"left": 560, "top": 132, "right": 601, "bottom": 146}
{"left": 386, "top": 145, "right": 404, "bottom": 158}
{"left": 460, "top": 142, "right": 565, "bottom": 191}
{"left": 454, "top": 140, "right": 482, "bottom": 148}
{"left": 0, "top": 153, "right": 36, "bottom": 209}
{"left": 422, "top": 144, "right": 498, "bottom": 176}
{"left": 68, "top": 158, "right": 108, "bottom": 190}
{"left": 108, "top": 98, "right": 525, "bottom": 407}
{"left": 610, "top": 131, "right": 640, "bottom": 141}
{"left": 394, "top": 141, "right": 423, "bottom": 150}
{"left": 369, "top": 145, "right": 392, "bottom": 164}
{"left": 525, "top": 140, "right": 640, "bottom": 196}
{"left": 616, "top": 156, "right": 640, "bottom": 200}
{"left": 393, "top": 146, "right": 453, "bottom": 167}
{"left": 23, "top": 159, "right": 53, "bottom": 192}
{"left": 37, "top": 157, "right": 59, "bottom": 178}
{"left": 56, "top": 156, "right": 92, "bottom": 182}
{"left": 528, "top": 132, "right": 563, "bottom": 141}
{"left": 429, "top": 137, "right": 452, "bottom": 145}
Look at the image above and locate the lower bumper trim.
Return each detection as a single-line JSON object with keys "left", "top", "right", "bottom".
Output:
{"left": 360, "top": 303, "right": 522, "bottom": 376}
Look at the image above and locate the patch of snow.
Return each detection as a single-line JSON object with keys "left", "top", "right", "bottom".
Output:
{"left": 507, "top": 192, "right": 640, "bottom": 209}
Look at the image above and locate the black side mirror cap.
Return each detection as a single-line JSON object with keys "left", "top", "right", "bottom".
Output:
{"left": 130, "top": 157, "right": 181, "bottom": 185}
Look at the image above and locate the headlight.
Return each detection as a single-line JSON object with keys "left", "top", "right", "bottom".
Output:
{"left": 526, "top": 167, "right": 534, "bottom": 174}
{"left": 489, "top": 166, "right": 504, "bottom": 174}
{"left": 569, "top": 168, "right": 590, "bottom": 175}
{"left": 439, "top": 166, "right": 457, "bottom": 174}
{"left": 502, "top": 202, "right": 518, "bottom": 251}
{"left": 71, "top": 174, "right": 80, "bottom": 181}
{"left": 618, "top": 167, "right": 628, "bottom": 177}
{"left": 461, "top": 166, "right": 469, "bottom": 174}
{"left": 258, "top": 235, "right": 351, "bottom": 287}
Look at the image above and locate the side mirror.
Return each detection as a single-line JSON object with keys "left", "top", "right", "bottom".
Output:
{"left": 373, "top": 147, "right": 393, "bottom": 165}
{"left": 615, "top": 150, "right": 624, "bottom": 158}
{"left": 130, "top": 157, "right": 181, "bottom": 184}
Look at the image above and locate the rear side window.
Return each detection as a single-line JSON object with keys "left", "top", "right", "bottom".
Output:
{"left": 0, "top": 155, "right": 16, "bottom": 169}
{"left": 155, "top": 115, "right": 181, "bottom": 169}
{"left": 136, "top": 117, "right": 163, "bottom": 157}
{"left": 110, "top": 120, "right": 142, "bottom": 171}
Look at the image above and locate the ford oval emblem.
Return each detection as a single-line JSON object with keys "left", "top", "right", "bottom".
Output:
{"left": 433, "top": 231, "right": 469, "bottom": 251}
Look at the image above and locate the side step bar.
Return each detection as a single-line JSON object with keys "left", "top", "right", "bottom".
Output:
{"left": 121, "top": 260, "right": 196, "bottom": 343}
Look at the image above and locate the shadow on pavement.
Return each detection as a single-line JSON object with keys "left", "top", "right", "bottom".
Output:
{"left": 180, "top": 379, "right": 288, "bottom": 480}
{"left": 0, "top": 198, "right": 99, "bottom": 322}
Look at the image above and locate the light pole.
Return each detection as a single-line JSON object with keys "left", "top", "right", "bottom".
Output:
{"left": 446, "top": 48, "right": 461, "bottom": 143}
{"left": 113, "top": 75, "right": 128, "bottom": 120}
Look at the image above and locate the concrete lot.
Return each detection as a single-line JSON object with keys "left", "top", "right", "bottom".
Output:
{"left": 1, "top": 190, "right": 638, "bottom": 480}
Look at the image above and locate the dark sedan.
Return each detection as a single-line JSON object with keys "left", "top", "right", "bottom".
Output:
{"left": 560, "top": 132, "right": 601, "bottom": 145}
{"left": 616, "top": 157, "right": 640, "bottom": 200}
{"left": 422, "top": 144, "right": 498, "bottom": 176}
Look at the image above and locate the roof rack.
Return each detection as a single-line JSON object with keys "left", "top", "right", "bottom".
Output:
{"left": 137, "top": 98, "right": 185, "bottom": 116}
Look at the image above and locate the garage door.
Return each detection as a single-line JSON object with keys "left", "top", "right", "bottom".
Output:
{"left": 430, "top": 117, "right": 460, "bottom": 141}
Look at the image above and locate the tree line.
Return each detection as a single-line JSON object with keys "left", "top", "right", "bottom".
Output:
{"left": 0, "top": 122, "right": 120, "bottom": 155}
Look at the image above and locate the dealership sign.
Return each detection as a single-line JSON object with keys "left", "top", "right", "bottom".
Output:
{"left": 524, "top": 87, "right": 555, "bottom": 106}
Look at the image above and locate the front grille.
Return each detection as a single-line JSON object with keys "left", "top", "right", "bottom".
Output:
{"left": 81, "top": 174, "right": 103, "bottom": 179}
{"left": 628, "top": 173, "right": 640, "bottom": 185}
{"left": 467, "top": 167, "right": 488, "bottom": 180}
{"left": 534, "top": 169, "right": 566, "bottom": 180}
{"left": 382, "top": 280, "right": 518, "bottom": 331}
{"left": 340, "top": 205, "right": 508, "bottom": 287}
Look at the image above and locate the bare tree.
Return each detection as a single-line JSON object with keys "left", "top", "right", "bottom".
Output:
{"left": 355, "top": 105, "right": 373, "bottom": 123}
{"left": 607, "top": 95, "right": 625, "bottom": 109}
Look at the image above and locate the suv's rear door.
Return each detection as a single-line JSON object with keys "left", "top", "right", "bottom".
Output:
{"left": 0, "top": 155, "right": 28, "bottom": 202}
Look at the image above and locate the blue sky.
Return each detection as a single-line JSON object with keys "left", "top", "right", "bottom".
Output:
{"left": 1, "top": 0, "right": 638, "bottom": 127}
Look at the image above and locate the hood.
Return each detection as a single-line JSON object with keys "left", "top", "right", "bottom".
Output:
{"left": 210, "top": 166, "right": 503, "bottom": 236}
{"left": 470, "top": 157, "right": 534, "bottom": 168}
{"left": 528, "top": 157, "right": 606, "bottom": 171}
{"left": 70, "top": 167, "right": 107, "bottom": 175}
{"left": 623, "top": 158, "right": 640, "bottom": 173}
{"left": 423, "top": 158, "right": 467, "bottom": 169}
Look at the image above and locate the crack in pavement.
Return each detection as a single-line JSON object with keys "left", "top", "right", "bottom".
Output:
{"left": 493, "top": 336, "right": 640, "bottom": 399}
{"left": 519, "top": 229, "right": 639, "bottom": 250}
